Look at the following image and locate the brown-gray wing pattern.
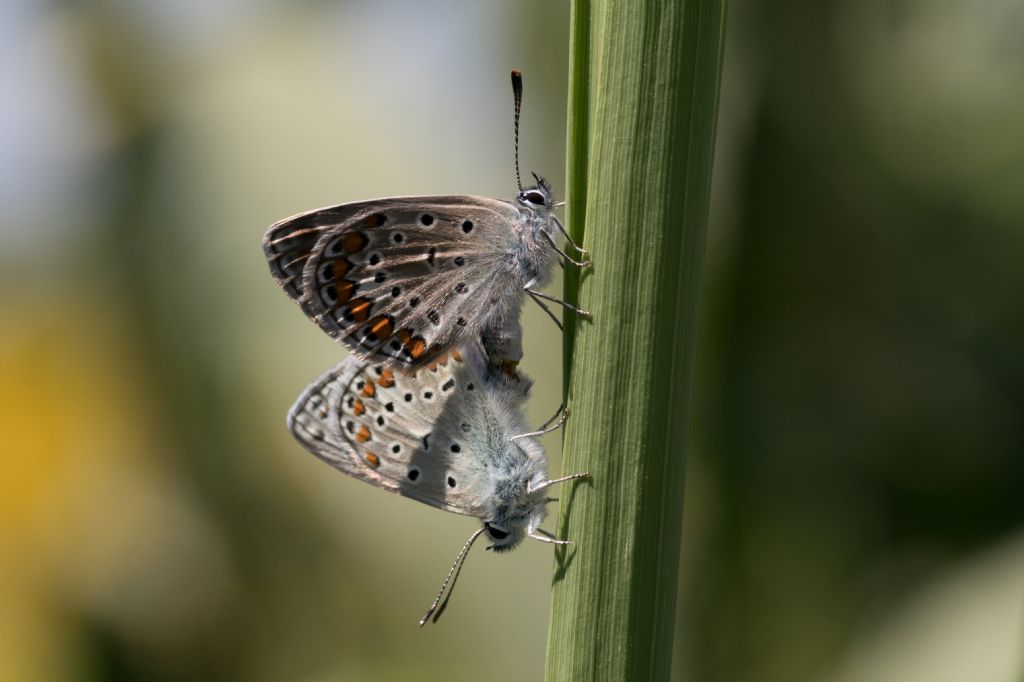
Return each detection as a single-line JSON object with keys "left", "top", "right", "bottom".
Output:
{"left": 287, "top": 347, "right": 494, "bottom": 518}
{"left": 265, "top": 203, "right": 369, "bottom": 318}
{"left": 265, "top": 196, "right": 522, "bottom": 369}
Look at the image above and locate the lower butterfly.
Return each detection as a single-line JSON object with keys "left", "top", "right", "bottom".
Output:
{"left": 287, "top": 343, "right": 589, "bottom": 625}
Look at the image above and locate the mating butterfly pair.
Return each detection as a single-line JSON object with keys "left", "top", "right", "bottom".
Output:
{"left": 264, "top": 72, "right": 590, "bottom": 624}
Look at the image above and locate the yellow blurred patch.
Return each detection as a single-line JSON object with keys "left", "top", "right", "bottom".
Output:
{"left": 0, "top": 296, "right": 233, "bottom": 679}
{"left": 0, "top": 300, "right": 147, "bottom": 549}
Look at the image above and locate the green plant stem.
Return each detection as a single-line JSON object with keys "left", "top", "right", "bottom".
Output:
{"left": 561, "top": 0, "right": 591, "bottom": 394}
{"left": 546, "top": 1, "right": 727, "bottom": 680}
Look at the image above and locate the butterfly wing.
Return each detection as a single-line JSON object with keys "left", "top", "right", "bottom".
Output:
{"left": 265, "top": 196, "right": 524, "bottom": 369}
{"left": 287, "top": 345, "right": 519, "bottom": 518}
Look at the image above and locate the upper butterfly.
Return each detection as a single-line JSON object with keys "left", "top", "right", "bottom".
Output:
{"left": 263, "top": 71, "right": 590, "bottom": 372}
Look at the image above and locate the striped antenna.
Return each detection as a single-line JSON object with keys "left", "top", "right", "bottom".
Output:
{"left": 419, "top": 526, "right": 486, "bottom": 626}
{"left": 511, "top": 70, "right": 524, "bottom": 192}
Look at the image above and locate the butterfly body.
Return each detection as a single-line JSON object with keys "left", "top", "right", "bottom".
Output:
{"left": 287, "top": 344, "right": 556, "bottom": 550}
{"left": 265, "top": 179, "right": 561, "bottom": 371}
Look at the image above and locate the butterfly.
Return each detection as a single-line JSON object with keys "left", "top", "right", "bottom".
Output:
{"left": 263, "top": 71, "right": 590, "bottom": 374}
{"left": 287, "top": 343, "right": 589, "bottom": 625}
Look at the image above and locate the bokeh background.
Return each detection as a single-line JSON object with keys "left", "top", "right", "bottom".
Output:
{"left": 2, "top": 1, "right": 1022, "bottom": 681}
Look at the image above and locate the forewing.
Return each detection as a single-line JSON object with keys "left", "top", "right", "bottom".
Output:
{"left": 287, "top": 347, "right": 495, "bottom": 517}
{"left": 265, "top": 204, "right": 370, "bottom": 317}
{"left": 266, "top": 196, "right": 521, "bottom": 369}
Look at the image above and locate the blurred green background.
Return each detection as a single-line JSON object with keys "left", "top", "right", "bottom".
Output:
{"left": 1, "top": 1, "right": 1021, "bottom": 681}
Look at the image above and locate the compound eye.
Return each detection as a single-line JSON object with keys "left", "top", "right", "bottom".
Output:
{"left": 485, "top": 523, "right": 510, "bottom": 540}
{"left": 522, "top": 190, "right": 546, "bottom": 206}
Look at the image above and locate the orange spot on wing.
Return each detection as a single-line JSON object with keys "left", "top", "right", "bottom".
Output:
{"left": 362, "top": 379, "right": 376, "bottom": 398}
{"left": 349, "top": 299, "right": 371, "bottom": 323}
{"left": 342, "top": 232, "right": 368, "bottom": 253}
{"left": 451, "top": 350, "right": 463, "bottom": 362}
{"left": 356, "top": 425, "right": 371, "bottom": 443}
{"left": 408, "top": 338, "right": 427, "bottom": 360}
{"left": 362, "top": 213, "right": 387, "bottom": 228}
{"left": 352, "top": 399, "right": 365, "bottom": 415}
{"left": 427, "top": 354, "right": 449, "bottom": 371}
{"left": 332, "top": 258, "right": 351, "bottom": 280}
{"left": 369, "top": 316, "right": 394, "bottom": 339}
{"left": 337, "top": 280, "right": 356, "bottom": 303}
{"left": 364, "top": 452, "right": 380, "bottom": 468}
{"left": 378, "top": 369, "right": 395, "bottom": 388}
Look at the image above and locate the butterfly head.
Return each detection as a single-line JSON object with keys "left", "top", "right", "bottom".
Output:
{"left": 482, "top": 463, "right": 552, "bottom": 553}
{"left": 483, "top": 506, "right": 548, "bottom": 553}
{"left": 516, "top": 173, "right": 556, "bottom": 212}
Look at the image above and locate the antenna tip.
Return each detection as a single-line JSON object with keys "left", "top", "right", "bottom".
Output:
{"left": 511, "top": 70, "right": 523, "bottom": 89}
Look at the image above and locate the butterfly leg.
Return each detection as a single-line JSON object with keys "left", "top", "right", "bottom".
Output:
{"left": 528, "top": 471, "right": 591, "bottom": 495}
{"left": 530, "top": 528, "right": 573, "bottom": 546}
{"left": 527, "top": 290, "right": 564, "bottom": 331}
{"left": 537, "top": 403, "right": 568, "bottom": 431}
{"left": 509, "top": 404, "right": 568, "bottom": 442}
{"left": 542, "top": 230, "right": 591, "bottom": 268}
{"left": 525, "top": 287, "right": 592, "bottom": 319}
{"left": 552, "top": 215, "right": 588, "bottom": 258}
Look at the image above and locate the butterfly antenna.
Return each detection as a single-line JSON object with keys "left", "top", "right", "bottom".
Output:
{"left": 511, "top": 70, "right": 524, "bottom": 193}
{"left": 419, "top": 526, "right": 486, "bottom": 626}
